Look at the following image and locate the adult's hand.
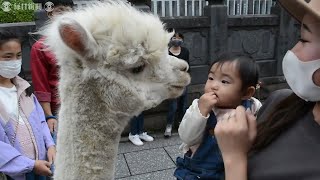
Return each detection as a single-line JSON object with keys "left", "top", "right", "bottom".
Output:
{"left": 34, "top": 160, "right": 52, "bottom": 176}
{"left": 47, "top": 118, "right": 58, "bottom": 133}
{"left": 214, "top": 106, "right": 257, "bottom": 180}
{"left": 47, "top": 146, "right": 56, "bottom": 164}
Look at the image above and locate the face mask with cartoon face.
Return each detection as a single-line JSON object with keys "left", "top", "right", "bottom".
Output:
{"left": 282, "top": 50, "right": 320, "bottom": 101}
{"left": 0, "top": 59, "right": 22, "bottom": 79}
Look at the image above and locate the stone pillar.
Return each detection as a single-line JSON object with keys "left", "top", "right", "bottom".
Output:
{"left": 204, "top": 2, "right": 228, "bottom": 64}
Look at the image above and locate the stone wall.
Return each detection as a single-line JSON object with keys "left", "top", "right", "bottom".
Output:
{"left": 162, "top": 4, "right": 299, "bottom": 102}
{"left": 0, "top": 3, "right": 300, "bottom": 133}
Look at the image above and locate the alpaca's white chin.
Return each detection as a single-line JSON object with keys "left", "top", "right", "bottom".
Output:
{"left": 168, "top": 86, "right": 186, "bottom": 98}
{"left": 144, "top": 84, "right": 186, "bottom": 105}
{"left": 167, "top": 73, "right": 191, "bottom": 98}
{"left": 143, "top": 98, "right": 164, "bottom": 110}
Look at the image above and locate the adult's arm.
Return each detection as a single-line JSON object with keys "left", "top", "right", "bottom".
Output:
{"left": 223, "top": 155, "right": 248, "bottom": 180}
{"left": 30, "top": 42, "right": 53, "bottom": 117}
{"left": 214, "top": 106, "right": 257, "bottom": 180}
{"left": 31, "top": 42, "right": 57, "bottom": 133}
{"left": 215, "top": 89, "right": 293, "bottom": 180}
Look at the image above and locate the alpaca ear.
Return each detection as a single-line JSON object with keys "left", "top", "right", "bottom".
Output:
{"left": 58, "top": 18, "right": 95, "bottom": 57}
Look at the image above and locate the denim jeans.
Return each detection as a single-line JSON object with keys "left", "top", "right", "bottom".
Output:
{"left": 51, "top": 131, "right": 57, "bottom": 144}
{"left": 174, "top": 112, "right": 224, "bottom": 180}
{"left": 166, "top": 88, "right": 188, "bottom": 125}
{"left": 6, "top": 171, "right": 46, "bottom": 180}
{"left": 130, "top": 113, "right": 144, "bottom": 135}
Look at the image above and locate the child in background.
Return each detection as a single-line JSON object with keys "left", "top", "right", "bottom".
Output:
{"left": 174, "top": 53, "right": 262, "bottom": 179}
{"left": 0, "top": 30, "right": 55, "bottom": 180}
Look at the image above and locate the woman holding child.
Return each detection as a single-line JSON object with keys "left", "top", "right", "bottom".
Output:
{"left": 214, "top": 0, "right": 320, "bottom": 179}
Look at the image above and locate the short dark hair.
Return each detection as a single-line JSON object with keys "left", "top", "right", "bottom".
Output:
{"left": 0, "top": 30, "right": 21, "bottom": 47}
{"left": 172, "top": 32, "right": 184, "bottom": 40}
{"left": 210, "top": 53, "right": 259, "bottom": 90}
{"left": 167, "top": 28, "right": 184, "bottom": 40}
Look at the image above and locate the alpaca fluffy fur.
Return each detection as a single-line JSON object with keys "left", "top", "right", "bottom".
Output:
{"left": 40, "top": 1, "right": 190, "bottom": 179}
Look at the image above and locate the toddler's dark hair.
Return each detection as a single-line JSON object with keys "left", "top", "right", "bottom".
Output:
{"left": 210, "top": 53, "right": 259, "bottom": 90}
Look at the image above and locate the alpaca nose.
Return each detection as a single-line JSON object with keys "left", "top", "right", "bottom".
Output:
{"left": 180, "top": 63, "right": 189, "bottom": 72}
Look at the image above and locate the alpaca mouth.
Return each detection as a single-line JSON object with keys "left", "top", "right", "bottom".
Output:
{"left": 171, "top": 85, "right": 185, "bottom": 90}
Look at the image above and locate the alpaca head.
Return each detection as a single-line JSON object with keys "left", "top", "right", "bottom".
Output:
{"left": 41, "top": 1, "right": 191, "bottom": 115}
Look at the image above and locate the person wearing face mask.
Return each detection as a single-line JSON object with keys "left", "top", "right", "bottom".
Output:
{"left": 0, "top": 30, "right": 56, "bottom": 180}
{"left": 212, "top": 0, "right": 320, "bottom": 180}
{"left": 30, "top": 0, "right": 74, "bottom": 141}
{"left": 164, "top": 32, "right": 190, "bottom": 138}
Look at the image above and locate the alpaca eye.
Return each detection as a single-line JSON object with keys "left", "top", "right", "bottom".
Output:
{"left": 131, "top": 64, "right": 145, "bottom": 74}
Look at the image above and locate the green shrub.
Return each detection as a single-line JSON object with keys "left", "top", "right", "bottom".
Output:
{"left": 0, "top": 0, "right": 38, "bottom": 23}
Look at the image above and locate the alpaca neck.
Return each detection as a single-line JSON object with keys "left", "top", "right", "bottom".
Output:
{"left": 55, "top": 110, "right": 129, "bottom": 180}
{"left": 54, "top": 71, "right": 141, "bottom": 180}
{"left": 54, "top": 83, "right": 132, "bottom": 180}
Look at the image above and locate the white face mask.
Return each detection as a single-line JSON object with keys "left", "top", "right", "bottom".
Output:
{"left": 282, "top": 51, "right": 320, "bottom": 102}
{"left": 0, "top": 59, "right": 22, "bottom": 79}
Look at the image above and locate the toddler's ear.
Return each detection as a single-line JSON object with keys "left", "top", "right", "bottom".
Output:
{"left": 241, "top": 86, "right": 256, "bottom": 100}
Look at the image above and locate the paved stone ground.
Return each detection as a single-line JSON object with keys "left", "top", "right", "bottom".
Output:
{"left": 115, "top": 132, "right": 183, "bottom": 179}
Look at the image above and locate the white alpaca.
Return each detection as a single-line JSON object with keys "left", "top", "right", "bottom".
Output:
{"left": 40, "top": 1, "right": 190, "bottom": 179}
